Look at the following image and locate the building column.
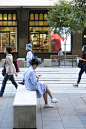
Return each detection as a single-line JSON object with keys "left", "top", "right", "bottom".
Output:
{"left": 17, "top": 9, "right": 29, "bottom": 58}
{"left": 72, "top": 33, "right": 82, "bottom": 57}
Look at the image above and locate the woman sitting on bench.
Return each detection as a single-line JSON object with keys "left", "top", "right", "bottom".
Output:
{"left": 24, "top": 58, "right": 59, "bottom": 108}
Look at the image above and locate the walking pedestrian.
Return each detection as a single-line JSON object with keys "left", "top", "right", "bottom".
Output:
{"left": 73, "top": 45, "right": 86, "bottom": 87}
{"left": 0, "top": 46, "right": 18, "bottom": 97}
{"left": 18, "top": 43, "right": 34, "bottom": 85}
{"left": 24, "top": 58, "right": 59, "bottom": 108}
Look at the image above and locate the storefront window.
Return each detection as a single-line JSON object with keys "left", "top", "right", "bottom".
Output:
{"left": 0, "top": 14, "right": 2, "bottom": 20}
{"left": 44, "top": 14, "right": 47, "bottom": 20}
{"left": 3, "top": 14, "right": 7, "bottom": 20}
{"left": 8, "top": 14, "right": 12, "bottom": 20}
{"left": 39, "top": 21, "right": 43, "bottom": 26}
{"left": 29, "top": 12, "right": 50, "bottom": 53}
{"left": 3, "top": 21, "right": 7, "bottom": 26}
{"left": 0, "top": 27, "right": 17, "bottom": 52}
{"left": 8, "top": 21, "right": 12, "bottom": 26}
{"left": 29, "top": 27, "right": 50, "bottom": 53}
{"left": 35, "top": 21, "right": 39, "bottom": 26}
{"left": 39, "top": 14, "right": 43, "bottom": 20}
{"left": 30, "top": 14, "right": 34, "bottom": 20}
{"left": 35, "top": 14, "right": 38, "bottom": 20}
{"left": 13, "top": 14, "right": 16, "bottom": 20}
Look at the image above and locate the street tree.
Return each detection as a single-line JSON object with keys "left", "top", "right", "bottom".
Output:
{"left": 46, "top": 0, "right": 86, "bottom": 66}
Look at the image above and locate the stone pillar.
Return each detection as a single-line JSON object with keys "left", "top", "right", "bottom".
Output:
{"left": 72, "top": 33, "right": 82, "bottom": 57}
{"left": 17, "top": 9, "right": 29, "bottom": 58}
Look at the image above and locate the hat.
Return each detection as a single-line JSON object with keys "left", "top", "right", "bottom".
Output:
{"left": 26, "top": 44, "right": 32, "bottom": 51}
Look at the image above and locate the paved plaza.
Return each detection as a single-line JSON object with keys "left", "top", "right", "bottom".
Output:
{"left": 0, "top": 63, "right": 86, "bottom": 129}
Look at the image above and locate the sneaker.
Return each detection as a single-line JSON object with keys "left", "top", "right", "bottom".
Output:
{"left": 18, "top": 82, "right": 24, "bottom": 85}
{"left": 44, "top": 104, "right": 53, "bottom": 108}
{"left": 51, "top": 97, "right": 59, "bottom": 103}
{"left": 73, "top": 84, "right": 78, "bottom": 87}
{"left": 0, "top": 95, "right": 3, "bottom": 97}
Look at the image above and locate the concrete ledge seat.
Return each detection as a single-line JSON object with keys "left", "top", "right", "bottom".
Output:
{"left": 44, "top": 59, "right": 52, "bottom": 67}
{"left": 1, "top": 59, "right": 5, "bottom": 67}
{"left": 13, "top": 84, "right": 37, "bottom": 129}
{"left": 17, "top": 58, "right": 25, "bottom": 67}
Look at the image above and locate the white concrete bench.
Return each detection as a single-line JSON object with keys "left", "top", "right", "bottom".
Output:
{"left": 1, "top": 59, "right": 5, "bottom": 67}
{"left": 44, "top": 59, "right": 52, "bottom": 67}
{"left": 13, "top": 84, "right": 37, "bottom": 129}
{"left": 17, "top": 58, "right": 25, "bottom": 67}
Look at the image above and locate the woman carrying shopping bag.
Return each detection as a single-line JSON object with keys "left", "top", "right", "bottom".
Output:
{"left": 0, "top": 46, "right": 18, "bottom": 97}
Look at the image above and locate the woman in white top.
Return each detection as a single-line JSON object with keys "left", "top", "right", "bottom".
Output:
{"left": 0, "top": 46, "right": 18, "bottom": 97}
{"left": 24, "top": 58, "right": 59, "bottom": 108}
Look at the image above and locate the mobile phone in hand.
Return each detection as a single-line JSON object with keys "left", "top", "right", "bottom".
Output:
{"left": 38, "top": 75, "right": 41, "bottom": 76}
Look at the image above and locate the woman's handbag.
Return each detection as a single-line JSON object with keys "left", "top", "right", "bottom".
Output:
{"left": 13, "top": 61, "right": 20, "bottom": 72}
{"left": 2, "top": 60, "right": 6, "bottom": 76}
{"left": 78, "top": 60, "right": 82, "bottom": 68}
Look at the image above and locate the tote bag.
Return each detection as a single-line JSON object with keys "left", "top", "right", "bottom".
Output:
{"left": 78, "top": 60, "right": 82, "bottom": 68}
{"left": 13, "top": 61, "right": 20, "bottom": 72}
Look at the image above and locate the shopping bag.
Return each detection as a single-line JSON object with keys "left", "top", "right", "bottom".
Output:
{"left": 78, "top": 60, "right": 82, "bottom": 68}
{"left": 13, "top": 61, "right": 20, "bottom": 72}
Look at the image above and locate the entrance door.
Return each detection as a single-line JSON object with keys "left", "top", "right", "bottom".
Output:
{"left": 0, "top": 31, "right": 10, "bottom": 52}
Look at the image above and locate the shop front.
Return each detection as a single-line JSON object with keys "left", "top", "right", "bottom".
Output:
{"left": 29, "top": 10, "right": 50, "bottom": 54}
{"left": 0, "top": 11, "right": 18, "bottom": 59}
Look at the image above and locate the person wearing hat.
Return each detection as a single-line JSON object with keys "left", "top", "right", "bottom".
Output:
{"left": 19, "top": 43, "right": 34, "bottom": 85}
{"left": 24, "top": 43, "right": 34, "bottom": 68}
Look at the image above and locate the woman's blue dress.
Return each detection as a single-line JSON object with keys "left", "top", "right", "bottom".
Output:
{"left": 24, "top": 67, "right": 47, "bottom": 98}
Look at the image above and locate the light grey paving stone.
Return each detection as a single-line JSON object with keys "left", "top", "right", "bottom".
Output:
{"left": 41, "top": 108, "right": 59, "bottom": 117}
{"left": 3, "top": 114, "right": 13, "bottom": 122}
{"left": 78, "top": 113, "right": 86, "bottom": 121}
{"left": 74, "top": 107, "right": 86, "bottom": 113}
{"left": 60, "top": 114, "right": 84, "bottom": 128}
{"left": 58, "top": 107, "right": 77, "bottom": 115}
{"left": 65, "top": 128, "right": 86, "bottom": 129}
{"left": 82, "top": 121, "right": 86, "bottom": 127}
{"left": 0, "top": 121, "right": 13, "bottom": 128}
{"left": 43, "top": 120, "right": 64, "bottom": 129}
{"left": 42, "top": 116, "right": 61, "bottom": 121}
{"left": 0, "top": 128, "right": 12, "bottom": 129}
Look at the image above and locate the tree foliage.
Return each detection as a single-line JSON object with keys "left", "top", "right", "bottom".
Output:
{"left": 47, "top": 0, "right": 86, "bottom": 35}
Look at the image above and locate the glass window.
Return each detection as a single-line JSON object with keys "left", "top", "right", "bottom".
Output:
{"left": 0, "top": 21, "right": 2, "bottom": 26}
{"left": 44, "top": 21, "right": 48, "bottom": 26}
{"left": 30, "top": 14, "right": 34, "bottom": 20}
{"left": 35, "top": 21, "right": 39, "bottom": 26}
{"left": 29, "top": 21, "right": 34, "bottom": 26}
{"left": 3, "top": 21, "right": 7, "bottom": 26}
{"left": 8, "top": 21, "right": 12, "bottom": 26}
{"left": 3, "top": 14, "right": 7, "bottom": 20}
{"left": 8, "top": 14, "right": 12, "bottom": 20}
{"left": 13, "top": 14, "right": 16, "bottom": 20}
{"left": 33, "top": 27, "right": 36, "bottom": 31}
{"left": 0, "top": 14, "right": 2, "bottom": 20}
{"left": 35, "top": 14, "right": 38, "bottom": 20}
{"left": 36, "top": 27, "right": 39, "bottom": 31}
{"left": 13, "top": 21, "right": 17, "bottom": 26}
{"left": 39, "top": 21, "right": 43, "bottom": 26}
{"left": 39, "top": 14, "right": 43, "bottom": 20}
{"left": 39, "top": 27, "right": 42, "bottom": 31}
{"left": 44, "top": 14, "right": 47, "bottom": 20}
{"left": 0, "top": 27, "right": 17, "bottom": 52}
